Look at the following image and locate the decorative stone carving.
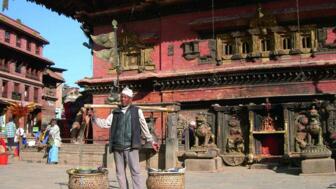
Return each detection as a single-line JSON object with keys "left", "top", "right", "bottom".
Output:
{"left": 306, "top": 106, "right": 323, "bottom": 146}
{"left": 226, "top": 116, "right": 244, "bottom": 153}
{"left": 295, "top": 106, "right": 332, "bottom": 158}
{"left": 295, "top": 113, "right": 309, "bottom": 152}
{"left": 176, "top": 114, "right": 188, "bottom": 146}
{"left": 194, "top": 113, "right": 215, "bottom": 147}
{"left": 261, "top": 114, "right": 276, "bottom": 131}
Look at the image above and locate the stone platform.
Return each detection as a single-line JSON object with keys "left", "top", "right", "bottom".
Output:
{"left": 301, "top": 158, "right": 335, "bottom": 175}
{"left": 185, "top": 157, "right": 223, "bottom": 172}
{"left": 20, "top": 143, "right": 161, "bottom": 169}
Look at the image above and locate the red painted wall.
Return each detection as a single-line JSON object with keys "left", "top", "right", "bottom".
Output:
{"left": 90, "top": 0, "right": 336, "bottom": 142}
{"left": 92, "top": 0, "right": 336, "bottom": 79}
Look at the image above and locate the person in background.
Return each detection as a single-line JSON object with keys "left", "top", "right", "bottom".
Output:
{"left": 90, "top": 87, "right": 159, "bottom": 189}
{"left": 182, "top": 121, "right": 196, "bottom": 147}
{"left": 5, "top": 116, "right": 16, "bottom": 155}
{"left": 46, "top": 119, "right": 61, "bottom": 164}
{"left": 33, "top": 124, "right": 49, "bottom": 146}
{"left": 15, "top": 127, "right": 27, "bottom": 148}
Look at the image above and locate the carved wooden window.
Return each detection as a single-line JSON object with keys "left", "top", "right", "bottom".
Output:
{"left": 223, "top": 43, "right": 233, "bottom": 55}
{"left": 26, "top": 41, "right": 31, "bottom": 51}
{"left": 121, "top": 50, "right": 140, "bottom": 69}
{"left": 261, "top": 39, "right": 271, "bottom": 51}
{"left": 1, "top": 80, "right": 8, "bottom": 98}
{"left": 12, "top": 83, "right": 21, "bottom": 101}
{"left": 120, "top": 48, "right": 154, "bottom": 72}
{"left": 242, "top": 41, "right": 251, "bottom": 54}
{"left": 0, "top": 58, "right": 9, "bottom": 72}
{"left": 217, "top": 35, "right": 236, "bottom": 60}
{"left": 16, "top": 35, "right": 21, "bottom": 47}
{"left": 215, "top": 25, "right": 318, "bottom": 62}
{"left": 15, "top": 62, "right": 21, "bottom": 73}
{"left": 181, "top": 41, "right": 199, "bottom": 60}
{"left": 35, "top": 45, "right": 40, "bottom": 55}
{"left": 24, "top": 85, "right": 29, "bottom": 101}
{"left": 301, "top": 35, "right": 311, "bottom": 49}
{"left": 282, "top": 37, "right": 292, "bottom": 50}
{"left": 33, "top": 87, "right": 38, "bottom": 102}
{"left": 4, "top": 31, "right": 10, "bottom": 43}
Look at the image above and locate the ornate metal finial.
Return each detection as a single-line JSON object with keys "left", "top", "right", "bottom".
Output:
{"left": 112, "top": 19, "right": 118, "bottom": 29}
{"left": 91, "top": 20, "right": 121, "bottom": 103}
{"left": 265, "top": 98, "right": 271, "bottom": 112}
{"left": 249, "top": 4, "right": 277, "bottom": 35}
{"left": 257, "top": 3, "right": 264, "bottom": 18}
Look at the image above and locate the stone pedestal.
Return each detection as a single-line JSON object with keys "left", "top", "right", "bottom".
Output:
{"left": 185, "top": 157, "right": 223, "bottom": 172}
{"left": 301, "top": 158, "right": 335, "bottom": 175}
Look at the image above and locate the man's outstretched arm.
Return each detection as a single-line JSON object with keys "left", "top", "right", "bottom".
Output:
{"left": 91, "top": 113, "right": 113, "bottom": 129}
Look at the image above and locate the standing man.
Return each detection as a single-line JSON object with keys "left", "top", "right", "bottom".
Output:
{"left": 91, "top": 87, "right": 159, "bottom": 189}
{"left": 5, "top": 116, "right": 16, "bottom": 154}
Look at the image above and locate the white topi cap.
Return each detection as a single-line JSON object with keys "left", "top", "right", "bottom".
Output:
{"left": 121, "top": 87, "right": 133, "bottom": 97}
{"left": 189, "top": 121, "right": 196, "bottom": 126}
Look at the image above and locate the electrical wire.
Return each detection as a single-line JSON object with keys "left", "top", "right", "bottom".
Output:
{"left": 211, "top": 0, "right": 215, "bottom": 40}
{"left": 296, "top": 0, "right": 306, "bottom": 81}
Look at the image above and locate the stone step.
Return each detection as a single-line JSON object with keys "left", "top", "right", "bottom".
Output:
{"left": 59, "top": 144, "right": 107, "bottom": 153}
{"left": 60, "top": 143, "right": 107, "bottom": 149}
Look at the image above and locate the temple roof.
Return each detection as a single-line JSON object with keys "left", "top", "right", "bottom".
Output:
{"left": 49, "top": 67, "right": 67, "bottom": 72}
{"left": 26, "top": 0, "right": 281, "bottom": 24}
{"left": 26, "top": 0, "right": 336, "bottom": 29}
{"left": 44, "top": 69, "right": 65, "bottom": 83}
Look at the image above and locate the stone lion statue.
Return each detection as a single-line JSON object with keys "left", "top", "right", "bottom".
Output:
{"left": 295, "top": 107, "right": 323, "bottom": 152}
{"left": 306, "top": 107, "right": 323, "bottom": 146}
{"left": 194, "top": 114, "right": 215, "bottom": 147}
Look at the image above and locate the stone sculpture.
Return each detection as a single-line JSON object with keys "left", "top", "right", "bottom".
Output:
{"left": 295, "top": 106, "right": 327, "bottom": 153}
{"left": 295, "top": 114, "right": 309, "bottom": 152}
{"left": 227, "top": 116, "right": 244, "bottom": 153}
{"left": 194, "top": 114, "right": 215, "bottom": 147}
{"left": 261, "top": 114, "right": 276, "bottom": 131}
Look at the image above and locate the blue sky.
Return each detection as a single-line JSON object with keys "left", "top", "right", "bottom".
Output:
{"left": 2, "top": 0, "right": 93, "bottom": 87}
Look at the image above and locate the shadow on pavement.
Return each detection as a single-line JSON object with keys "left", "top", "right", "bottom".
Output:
{"left": 274, "top": 166, "right": 301, "bottom": 176}
{"left": 55, "top": 182, "right": 68, "bottom": 189}
{"left": 109, "top": 179, "right": 119, "bottom": 188}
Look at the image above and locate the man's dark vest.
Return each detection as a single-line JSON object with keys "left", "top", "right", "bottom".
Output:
{"left": 109, "top": 105, "right": 141, "bottom": 153}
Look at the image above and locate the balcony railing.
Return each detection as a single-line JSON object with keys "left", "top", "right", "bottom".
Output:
{"left": 12, "top": 92, "right": 22, "bottom": 101}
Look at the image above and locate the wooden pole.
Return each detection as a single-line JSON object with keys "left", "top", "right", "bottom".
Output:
{"left": 84, "top": 104, "right": 176, "bottom": 112}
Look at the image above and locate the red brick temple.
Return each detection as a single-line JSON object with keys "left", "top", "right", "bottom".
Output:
{"left": 29, "top": 0, "right": 336, "bottom": 166}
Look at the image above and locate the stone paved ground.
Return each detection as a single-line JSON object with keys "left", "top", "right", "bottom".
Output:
{"left": 1, "top": 158, "right": 336, "bottom": 189}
